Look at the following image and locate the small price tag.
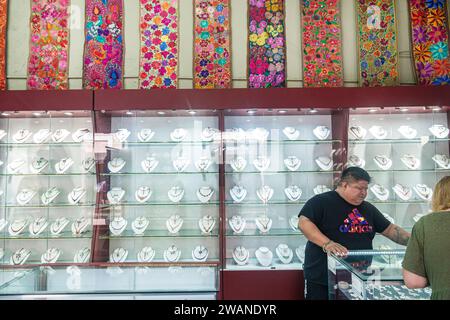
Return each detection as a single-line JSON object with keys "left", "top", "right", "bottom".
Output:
{"left": 351, "top": 273, "right": 364, "bottom": 300}
{"left": 328, "top": 255, "right": 336, "bottom": 275}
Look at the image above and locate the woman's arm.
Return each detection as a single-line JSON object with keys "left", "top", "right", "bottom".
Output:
{"left": 402, "top": 269, "right": 428, "bottom": 289}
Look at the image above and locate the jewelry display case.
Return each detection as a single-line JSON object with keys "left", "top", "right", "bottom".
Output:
{"left": 223, "top": 109, "right": 347, "bottom": 270}
{"left": 0, "top": 264, "right": 219, "bottom": 299}
{"left": 347, "top": 106, "right": 450, "bottom": 250}
{"left": 94, "top": 110, "right": 221, "bottom": 265}
{"left": 0, "top": 110, "right": 96, "bottom": 266}
{"left": 327, "top": 250, "right": 431, "bottom": 300}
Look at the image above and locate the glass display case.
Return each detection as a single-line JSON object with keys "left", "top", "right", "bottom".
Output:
{"left": 223, "top": 109, "right": 346, "bottom": 270}
{"left": 95, "top": 110, "right": 221, "bottom": 264}
{"left": 347, "top": 107, "right": 450, "bottom": 250}
{"left": 0, "top": 110, "right": 96, "bottom": 265}
{"left": 328, "top": 250, "right": 432, "bottom": 300}
{"left": 0, "top": 264, "right": 219, "bottom": 299}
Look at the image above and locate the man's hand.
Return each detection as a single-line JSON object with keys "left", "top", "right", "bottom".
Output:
{"left": 323, "top": 241, "right": 348, "bottom": 257}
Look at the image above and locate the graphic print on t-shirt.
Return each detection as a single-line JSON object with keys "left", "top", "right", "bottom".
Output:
{"left": 339, "top": 208, "right": 373, "bottom": 234}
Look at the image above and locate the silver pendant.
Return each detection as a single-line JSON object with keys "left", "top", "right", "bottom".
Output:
{"left": 166, "top": 215, "right": 183, "bottom": 234}
{"left": 400, "top": 154, "right": 420, "bottom": 170}
{"left": 313, "top": 185, "right": 331, "bottom": 195}
{"left": 196, "top": 186, "right": 215, "bottom": 203}
{"left": 137, "top": 128, "right": 155, "bottom": 142}
{"left": 195, "top": 157, "right": 212, "bottom": 172}
{"left": 253, "top": 156, "right": 271, "bottom": 172}
{"left": 192, "top": 245, "right": 209, "bottom": 262}
{"left": 41, "top": 248, "right": 61, "bottom": 264}
{"left": 33, "top": 129, "right": 51, "bottom": 144}
{"left": 373, "top": 155, "right": 392, "bottom": 170}
{"left": 229, "top": 185, "right": 247, "bottom": 203}
{"left": 141, "top": 157, "right": 158, "bottom": 173}
{"left": 107, "top": 187, "right": 126, "bottom": 205}
{"left": 50, "top": 217, "right": 70, "bottom": 236}
{"left": 109, "top": 217, "right": 128, "bottom": 236}
{"left": 230, "top": 156, "right": 247, "bottom": 172}
{"left": 74, "top": 247, "right": 91, "bottom": 263}
{"left": 170, "top": 128, "right": 188, "bottom": 142}
{"left": 71, "top": 217, "right": 90, "bottom": 236}
{"left": 12, "top": 129, "right": 32, "bottom": 143}
{"left": 51, "top": 129, "right": 70, "bottom": 143}
{"left": 398, "top": 125, "right": 417, "bottom": 139}
{"left": 135, "top": 186, "right": 152, "bottom": 203}
{"left": 369, "top": 125, "right": 388, "bottom": 139}
{"left": 429, "top": 124, "right": 449, "bottom": 139}
{"left": 41, "top": 187, "right": 60, "bottom": 205}
{"left": 10, "top": 248, "right": 31, "bottom": 265}
{"left": 229, "top": 215, "right": 246, "bottom": 234}
{"left": 8, "top": 159, "right": 26, "bottom": 174}
{"left": 284, "top": 185, "right": 302, "bottom": 202}
{"left": 370, "top": 184, "right": 390, "bottom": 201}
{"left": 164, "top": 245, "right": 181, "bottom": 262}
{"left": 255, "top": 216, "right": 272, "bottom": 233}
{"left": 30, "top": 157, "right": 49, "bottom": 174}
{"left": 72, "top": 128, "right": 91, "bottom": 143}
{"left": 392, "top": 184, "right": 412, "bottom": 201}
{"left": 137, "top": 246, "right": 155, "bottom": 262}
{"left": 110, "top": 247, "right": 128, "bottom": 263}
{"left": 198, "top": 215, "right": 216, "bottom": 234}
{"left": 315, "top": 156, "right": 333, "bottom": 171}
{"left": 413, "top": 184, "right": 433, "bottom": 201}
{"left": 276, "top": 244, "right": 293, "bottom": 264}
{"left": 432, "top": 154, "right": 450, "bottom": 169}
{"left": 131, "top": 216, "right": 149, "bottom": 235}
{"left": 313, "top": 126, "right": 330, "bottom": 140}
{"left": 114, "top": 128, "right": 131, "bottom": 143}
{"left": 82, "top": 157, "right": 96, "bottom": 173}
{"left": 108, "top": 157, "right": 126, "bottom": 173}
{"left": 29, "top": 217, "right": 48, "bottom": 236}
{"left": 283, "top": 126, "right": 300, "bottom": 140}
{"left": 255, "top": 247, "right": 273, "bottom": 267}
{"left": 8, "top": 218, "right": 28, "bottom": 236}
{"left": 172, "top": 157, "right": 190, "bottom": 172}
{"left": 168, "top": 186, "right": 184, "bottom": 203}
{"left": 256, "top": 185, "right": 274, "bottom": 203}
{"left": 232, "top": 246, "right": 249, "bottom": 266}
{"left": 349, "top": 126, "right": 367, "bottom": 140}
{"left": 68, "top": 187, "right": 86, "bottom": 205}
{"left": 284, "top": 156, "right": 301, "bottom": 171}
{"left": 16, "top": 189, "right": 37, "bottom": 205}
{"left": 202, "top": 127, "right": 219, "bottom": 142}
{"left": 347, "top": 155, "right": 365, "bottom": 168}
{"left": 55, "top": 157, "right": 74, "bottom": 174}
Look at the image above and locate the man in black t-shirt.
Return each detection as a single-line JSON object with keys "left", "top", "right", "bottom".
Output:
{"left": 298, "top": 167, "right": 411, "bottom": 300}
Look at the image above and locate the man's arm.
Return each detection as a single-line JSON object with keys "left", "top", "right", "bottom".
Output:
{"left": 298, "top": 216, "right": 347, "bottom": 256}
{"left": 381, "top": 224, "right": 411, "bottom": 245}
{"left": 402, "top": 269, "right": 428, "bottom": 289}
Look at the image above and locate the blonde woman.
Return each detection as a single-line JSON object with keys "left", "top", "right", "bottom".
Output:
{"left": 402, "top": 176, "right": 450, "bottom": 300}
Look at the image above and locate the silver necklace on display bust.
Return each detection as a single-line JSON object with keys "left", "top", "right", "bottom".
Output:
{"left": 141, "top": 157, "right": 158, "bottom": 173}
{"left": 50, "top": 217, "right": 70, "bottom": 236}
{"left": 52, "top": 129, "right": 70, "bottom": 143}
{"left": 68, "top": 187, "right": 86, "bottom": 205}
{"left": 135, "top": 186, "right": 152, "bottom": 203}
{"left": 137, "top": 246, "right": 155, "bottom": 262}
{"left": 164, "top": 245, "right": 181, "bottom": 263}
{"left": 232, "top": 246, "right": 249, "bottom": 266}
{"left": 33, "top": 129, "right": 51, "bottom": 144}
{"left": 168, "top": 186, "right": 184, "bottom": 203}
{"left": 131, "top": 216, "right": 149, "bottom": 235}
{"left": 284, "top": 156, "right": 301, "bottom": 171}
{"left": 255, "top": 247, "right": 273, "bottom": 267}
{"left": 276, "top": 244, "right": 293, "bottom": 264}
{"left": 137, "top": 128, "right": 155, "bottom": 142}
{"left": 192, "top": 245, "right": 209, "bottom": 262}
{"left": 166, "top": 215, "right": 184, "bottom": 234}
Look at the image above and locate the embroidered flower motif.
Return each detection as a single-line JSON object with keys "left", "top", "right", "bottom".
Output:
{"left": 430, "top": 42, "right": 449, "bottom": 60}
{"left": 425, "top": 0, "right": 444, "bottom": 9}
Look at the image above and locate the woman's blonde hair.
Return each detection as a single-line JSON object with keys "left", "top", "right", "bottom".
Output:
{"left": 432, "top": 176, "right": 450, "bottom": 212}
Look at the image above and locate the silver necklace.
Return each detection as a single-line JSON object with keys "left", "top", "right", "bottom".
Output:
{"left": 41, "top": 248, "right": 61, "bottom": 264}
{"left": 232, "top": 246, "right": 249, "bottom": 265}
{"left": 170, "top": 128, "right": 188, "bottom": 142}
{"left": 135, "top": 186, "right": 152, "bottom": 203}
{"left": 255, "top": 247, "right": 273, "bottom": 267}
{"left": 284, "top": 156, "right": 301, "bottom": 171}
{"left": 195, "top": 157, "right": 212, "bottom": 172}
{"left": 55, "top": 157, "right": 74, "bottom": 174}
{"left": 230, "top": 156, "right": 247, "bottom": 172}
{"left": 74, "top": 247, "right": 91, "bottom": 263}
{"left": 313, "top": 126, "right": 330, "bottom": 140}
{"left": 68, "top": 187, "right": 86, "bottom": 205}
{"left": 29, "top": 217, "right": 48, "bottom": 236}
{"left": 10, "top": 248, "right": 31, "bottom": 265}
{"left": 173, "top": 157, "right": 190, "bottom": 172}
{"left": 137, "top": 246, "right": 155, "bottom": 262}
{"left": 253, "top": 156, "right": 271, "bottom": 172}
{"left": 41, "top": 187, "right": 60, "bottom": 205}
{"left": 168, "top": 186, "right": 184, "bottom": 203}
{"left": 107, "top": 187, "right": 126, "bottom": 205}
{"left": 202, "top": 127, "right": 219, "bottom": 142}
{"left": 192, "top": 245, "right": 209, "bottom": 262}
{"left": 198, "top": 215, "right": 216, "bottom": 234}
{"left": 109, "top": 217, "right": 127, "bottom": 236}
{"left": 164, "top": 245, "right": 181, "bottom": 262}
{"left": 52, "top": 129, "right": 70, "bottom": 143}
{"left": 196, "top": 186, "right": 214, "bottom": 203}
{"left": 284, "top": 185, "right": 302, "bottom": 202}
{"left": 108, "top": 157, "right": 126, "bottom": 173}
{"left": 30, "top": 157, "right": 49, "bottom": 174}
{"left": 13, "top": 129, "right": 32, "bottom": 143}
{"left": 230, "top": 185, "right": 247, "bottom": 203}
{"left": 82, "top": 157, "right": 96, "bottom": 172}
{"left": 141, "top": 157, "right": 158, "bottom": 173}
{"left": 8, "top": 218, "right": 28, "bottom": 236}
{"left": 110, "top": 248, "right": 128, "bottom": 263}
{"left": 132, "top": 216, "right": 149, "bottom": 235}
{"left": 166, "top": 215, "right": 183, "bottom": 234}
{"left": 283, "top": 126, "right": 300, "bottom": 140}
{"left": 50, "top": 217, "right": 70, "bottom": 236}
{"left": 276, "top": 244, "right": 293, "bottom": 264}
{"left": 137, "top": 129, "right": 155, "bottom": 142}
{"left": 114, "top": 128, "right": 131, "bottom": 142}
{"left": 229, "top": 215, "right": 246, "bottom": 234}
{"left": 256, "top": 185, "right": 274, "bottom": 203}
{"left": 72, "top": 128, "right": 91, "bottom": 142}
{"left": 16, "top": 189, "right": 37, "bottom": 205}
{"left": 33, "top": 129, "right": 51, "bottom": 144}
{"left": 255, "top": 216, "right": 272, "bottom": 233}
{"left": 71, "top": 217, "right": 90, "bottom": 236}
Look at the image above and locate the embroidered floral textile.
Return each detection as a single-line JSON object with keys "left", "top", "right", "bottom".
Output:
{"left": 409, "top": 0, "right": 450, "bottom": 85}
{"left": 356, "top": 0, "right": 399, "bottom": 86}
{"left": 83, "top": 0, "right": 124, "bottom": 89}
{"left": 139, "top": 0, "right": 179, "bottom": 89}
{"left": 301, "top": 0, "right": 343, "bottom": 87}
{"left": 248, "top": 0, "right": 286, "bottom": 88}
{"left": 27, "top": 0, "right": 70, "bottom": 90}
{"left": 0, "top": 0, "right": 7, "bottom": 90}
{"left": 194, "top": 0, "right": 231, "bottom": 89}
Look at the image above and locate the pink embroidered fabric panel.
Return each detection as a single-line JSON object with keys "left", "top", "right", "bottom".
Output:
{"left": 83, "top": 0, "right": 124, "bottom": 89}
{"left": 248, "top": 0, "right": 286, "bottom": 88}
{"left": 194, "top": 0, "right": 231, "bottom": 89}
{"left": 0, "top": 0, "right": 6, "bottom": 90}
{"left": 139, "top": 0, "right": 179, "bottom": 89}
{"left": 301, "top": 0, "right": 343, "bottom": 87}
{"left": 27, "top": 0, "right": 70, "bottom": 90}
{"left": 409, "top": 0, "right": 450, "bottom": 85}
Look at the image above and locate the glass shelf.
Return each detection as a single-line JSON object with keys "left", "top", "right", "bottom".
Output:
{"left": 225, "top": 201, "right": 307, "bottom": 206}
{"left": 366, "top": 169, "right": 450, "bottom": 173}
{"left": 225, "top": 259, "right": 303, "bottom": 270}
{"left": 5, "top": 203, "right": 96, "bottom": 208}
{"left": 99, "top": 202, "right": 220, "bottom": 208}
{"left": 100, "top": 172, "right": 218, "bottom": 176}
{"left": 225, "top": 170, "right": 340, "bottom": 174}
{"left": 349, "top": 138, "right": 450, "bottom": 144}
{"left": 114, "top": 141, "right": 220, "bottom": 147}
{"left": 0, "top": 142, "right": 93, "bottom": 148}
{"left": 101, "top": 229, "right": 219, "bottom": 239}
{"left": 0, "top": 173, "right": 96, "bottom": 177}
{"left": 0, "top": 232, "right": 93, "bottom": 240}
{"left": 226, "top": 228, "right": 301, "bottom": 237}
{"left": 224, "top": 139, "right": 343, "bottom": 145}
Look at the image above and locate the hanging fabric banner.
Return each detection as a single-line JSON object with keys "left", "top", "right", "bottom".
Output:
{"left": 248, "top": 0, "right": 286, "bottom": 88}
{"left": 27, "top": 0, "right": 70, "bottom": 90}
{"left": 193, "top": 0, "right": 231, "bottom": 89}
{"left": 0, "top": 0, "right": 7, "bottom": 90}
{"left": 83, "top": 0, "right": 124, "bottom": 89}
{"left": 356, "top": 0, "right": 399, "bottom": 86}
{"left": 139, "top": 0, "right": 179, "bottom": 89}
{"left": 409, "top": 0, "right": 450, "bottom": 85}
{"left": 301, "top": 0, "right": 343, "bottom": 87}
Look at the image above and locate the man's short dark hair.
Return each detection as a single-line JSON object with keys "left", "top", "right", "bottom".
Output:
{"left": 340, "top": 167, "right": 371, "bottom": 184}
